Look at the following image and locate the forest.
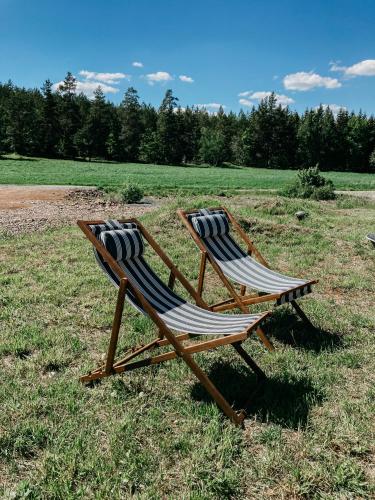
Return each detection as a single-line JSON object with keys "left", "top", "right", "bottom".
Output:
{"left": 0, "top": 72, "right": 374, "bottom": 172}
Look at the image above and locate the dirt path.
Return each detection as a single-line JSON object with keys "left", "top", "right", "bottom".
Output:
{"left": 0, "top": 185, "right": 158, "bottom": 236}
{"left": 335, "top": 190, "right": 375, "bottom": 201}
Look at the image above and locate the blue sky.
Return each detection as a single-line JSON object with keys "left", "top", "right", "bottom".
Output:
{"left": 1, "top": 0, "right": 375, "bottom": 114}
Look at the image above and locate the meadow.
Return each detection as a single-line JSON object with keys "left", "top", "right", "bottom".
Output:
{"left": 1, "top": 193, "right": 374, "bottom": 498}
{"left": 1, "top": 156, "right": 375, "bottom": 193}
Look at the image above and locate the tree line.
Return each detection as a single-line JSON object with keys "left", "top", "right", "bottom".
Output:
{"left": 1, "top": 72, "right": 374, "bottom": 172}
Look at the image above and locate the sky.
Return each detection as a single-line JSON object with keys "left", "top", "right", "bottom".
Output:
{"left": 1, "top": 0, "right": 375, "bottom": 114}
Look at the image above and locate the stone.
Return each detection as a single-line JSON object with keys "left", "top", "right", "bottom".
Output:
{"left": 295, "top": 210, "right": 308, "bottom": 220}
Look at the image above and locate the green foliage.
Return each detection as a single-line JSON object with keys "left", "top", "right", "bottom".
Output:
{"left": 119, "top": 183, "right": 144, "bottom": 203}
{"left": 282, "top": 166, "right": 336, "bottom": 200}
{"left": 1, "top": 79, "right": 375, "bottom": 170}
{"left": 199, "top": 127, "right": 226, "bottom": 166}
{"left": 369, "top": 149, "right": 375, "bottom": 170}
{"left": 120, "top": 87, "right": 143, "bottom": 161}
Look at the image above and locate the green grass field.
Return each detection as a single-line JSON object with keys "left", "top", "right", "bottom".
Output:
{"left": 1, "top": 194, "right": 374, "bottom": 498}
{"left": 1, "top": 156, "right": 374, "bottom": 193}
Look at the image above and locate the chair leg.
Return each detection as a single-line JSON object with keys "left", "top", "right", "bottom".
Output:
{"left": 291, "top": 300, "right": 314, "bottom": 328}
{"left": 105, "top": 279, "right": 127, "bottom": 374}
{"left": 197, "top": 253, "right": 207, "bottom": 299}
{"left": 255, "top": 327, "right": 275, "bottom": 352}
{"left": 232, "top": 342, "right": 266, "bottom": 380}
{"left": 181, "top": 352, "right": 245, "bottom": 426}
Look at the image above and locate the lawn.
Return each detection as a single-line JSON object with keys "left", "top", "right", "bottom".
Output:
{"left": 1, "top": 193, "right": 374, "bottom": 498}
{"left": 1, "top": 156, "right": 374, "bottom": 193}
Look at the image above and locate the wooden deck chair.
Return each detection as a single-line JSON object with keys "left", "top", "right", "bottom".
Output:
{"left": 77, "top": 218, "right": 271, "bottom": 425}
{"left": 177, "top": 207, "right": 318, "bottom": 327}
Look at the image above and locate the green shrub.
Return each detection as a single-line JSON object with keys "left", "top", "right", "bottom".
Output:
{"left": 282, "top": 166, "right": 336, "bottom": 200}
{"left": 119, "top": 184, "right": 144, "bottom": 203}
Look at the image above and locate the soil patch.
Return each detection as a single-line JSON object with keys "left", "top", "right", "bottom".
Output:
{"left": 0, "top": 185, "right": 158, "bottom": 236}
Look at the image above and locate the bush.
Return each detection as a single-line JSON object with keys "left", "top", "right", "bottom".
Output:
{"left": 282, "top": 165, "right": 336, "bottom": 200}
{"left": 119, "top": 184, "right": 144, "bottom": 203}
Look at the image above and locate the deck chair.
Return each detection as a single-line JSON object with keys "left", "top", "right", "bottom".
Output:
{"left": 177, "top": 207, "right": 317, "bottom": 326}
{"left": 77, "top": 218, "right": 271, "bottom": 425}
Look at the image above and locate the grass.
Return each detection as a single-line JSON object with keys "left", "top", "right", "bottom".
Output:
{"left": 1, "top": 194, "right": 375, "bottom": 498}
{"left": 1, "top": 155, "right": 375, "bottom": 194}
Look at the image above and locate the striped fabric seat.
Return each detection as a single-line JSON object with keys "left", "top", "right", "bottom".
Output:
{"left": 189, "top": 210, "right": 312, "bottom": 305}
{"left": 90, "top": 220, "right": 264, "bottom": 335}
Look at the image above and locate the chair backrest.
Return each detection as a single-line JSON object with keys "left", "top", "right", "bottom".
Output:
{"left": 87, "top": 219, "right": 192, "bottom": 318}
{"left": 185, "top": 208, "right": 248, "bottom": 261}
{"left": 88, "top": 220, "right": 141, "bottom": 287}
{"left": 187, "top": 209, "right": 230, "bottom": 238}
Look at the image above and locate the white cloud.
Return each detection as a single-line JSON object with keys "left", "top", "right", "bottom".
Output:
{"left": 132, "top": 61, "right": 144, "bottom": 68}
{"left": 53, "top": 80, "right": 119, "bottom": 98}
{"left": 329, "top": 61, "right": 346, "bottom": 72}
{"left": 330, "top": 59, "right": 375, "bottom": 77}
{"left": 283, "top": 71, "right": 341, "bottom": 91}
{"left": 145, "top": 71, "right": 173, "bottom": 85}
{"left": 238, "top": 90, "right": 252, "bottom": 97}
{"left": 238, "top": 91, "right": 294, "bottom": 106}
{"left": 239, "top": 98, "right": 253, "bottom": 107}
{"left": 79, "top": 70, "right": 129, "bottom": 84}
{"left": 318, "top": 103, "right": 347, "bottom": 116}
{"left": 195, "top": 103, "right": 226, "bottom": 110}
{"left": 179, "top": 75, "right": 194, "bottom": 83}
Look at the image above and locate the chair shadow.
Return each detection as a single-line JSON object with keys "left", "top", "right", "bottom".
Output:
{"left": 266, "top": 307, "right": 344, "bottom": 352}
{"left": 191, "top": 362, "right": 323, "bottom": 429}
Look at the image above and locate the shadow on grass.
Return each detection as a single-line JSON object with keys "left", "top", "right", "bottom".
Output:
{"left": 191, "top": 362, "right": 323, "bottom": 429}
{"left": 1, "top": 155, "right": 38, "bottom": 161}
{"left": 267, "top": 307, "right": 344, "bottom": 352}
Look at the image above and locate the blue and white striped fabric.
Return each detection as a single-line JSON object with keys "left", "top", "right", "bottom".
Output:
{"left": 89, "top": 219, "right": 266, "bottom": 335}
{"left": 188, "top": 209, "right": 312, "bottom": 304}
{"left": 192, "top": 213, "right": 230, "bottom": 238}
{"left": 100, "top": 229, "right": 144, "bottom": 261}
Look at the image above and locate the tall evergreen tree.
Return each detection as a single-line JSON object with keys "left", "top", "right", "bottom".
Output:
{"left": 40, "top": 79, "right": 60, "bottom": 157}
{"left": 75, "top": 87, "right": 111, "bottom": 160}
{"left": 5, "top": 86, "right": 43, "bottom": 155}
{"left": 246, "top": 93, "right": 297, "bottom": 168}
{"left": 120, "top": 87, "right": 144, "bottom": 161}
{"left": 57, "top": 72, "right": 81, "bottom": 157}
{"left": 156, "top": 89, "right": 183, "bottom": 164}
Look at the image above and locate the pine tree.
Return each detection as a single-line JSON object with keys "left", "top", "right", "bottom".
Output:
{"left": 75, "top": 87, "right": 111, "bottom": 160}
{"left": 120, "top": 87, "right": 144, "bottom": 161}
{"left": 179, "top": 106, "right": 201, "bottom": 163}
{"left": 5, "top": 86, "right": 43, "bottom": 155}
{"left": 156, "top": 89, "right": 183, "bottom": 164}
{"left": 40, "top": 79, "right": 60, "bottom": 157}
{"left": 57, "top": 72, "right": 80, "bottom": 157}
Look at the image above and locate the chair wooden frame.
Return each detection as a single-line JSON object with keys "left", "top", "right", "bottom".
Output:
{"left": 77, "top": 218, "right": 271, "bottom": 426}
{"left": 177, "top": 206, "right": 318, "bottom": 326}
